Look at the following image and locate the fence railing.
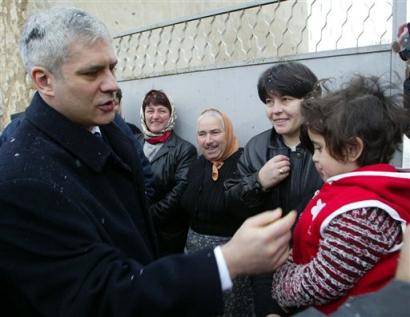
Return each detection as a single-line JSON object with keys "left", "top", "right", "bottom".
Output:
{"left": 113, "top": 0, "right": 393, "bottom": 81}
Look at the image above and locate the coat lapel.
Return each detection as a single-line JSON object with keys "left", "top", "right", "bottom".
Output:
{"left": 150, "top": 133, "right": 177, "bottom": 163}
{"left": 101, "top": 123, "right": 159, "bottom": 256}
{"left": 26, "top": 92, "right": 111, "bottom": 172}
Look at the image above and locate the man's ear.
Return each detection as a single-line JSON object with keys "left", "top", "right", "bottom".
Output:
{"left": 31, "top": 66, "right": 55, "bottom": 97}
{"left": 346, "top": 137, "right": 364, "bottom": 162}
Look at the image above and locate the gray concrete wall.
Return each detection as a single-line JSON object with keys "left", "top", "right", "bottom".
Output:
{"left": 119, "top": 46, "right": 394, "bottom": 146}
{"left": 119, "top": 45, "right": 404, "bottom": 166}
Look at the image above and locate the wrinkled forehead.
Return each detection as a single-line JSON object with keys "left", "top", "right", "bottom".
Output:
{"left": 197, "top": 112, "right": 225, "bottom": 130}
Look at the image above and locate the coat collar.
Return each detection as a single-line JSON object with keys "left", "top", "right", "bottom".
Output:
{"left": 269, "top": 128, "right": 306, "bottom": 151}
{"left": 25, "top": 92, "right": 132, "bottom": 173}
{"left": 151, "top": 132, "right": 178, "bottom": 162}
{"left": 138, "top": 131, "right": 178, "bottom": 163}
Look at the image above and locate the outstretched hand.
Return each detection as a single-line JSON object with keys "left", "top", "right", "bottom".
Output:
{"left": 221, "top": 208, "right": 296, "bottom": 279}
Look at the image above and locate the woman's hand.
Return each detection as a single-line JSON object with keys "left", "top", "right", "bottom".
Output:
{"left": 257, "top": 154, "right": 290, "bottom": 190}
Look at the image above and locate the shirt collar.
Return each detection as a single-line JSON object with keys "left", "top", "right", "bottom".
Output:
{"left": 89, "top": 126, "right": 102, "bottom": 135}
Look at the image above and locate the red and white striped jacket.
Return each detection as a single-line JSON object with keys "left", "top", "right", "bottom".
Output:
{"left": 272, "top": 164, "right": 410, "bottom": 315}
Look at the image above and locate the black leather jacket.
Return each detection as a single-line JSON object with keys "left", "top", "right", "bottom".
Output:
{"left": 226, "top": 128, "right": 323, "bottom": 217}
{"left": 138, "top": 132, "right": 197, "bottom": 226}
{"left": 138, "top": 132, "right": 196, "bottom": 254}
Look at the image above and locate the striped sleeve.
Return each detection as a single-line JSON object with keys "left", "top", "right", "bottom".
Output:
{"left": 271, "top": 207, "right": 402, "bottom": 309}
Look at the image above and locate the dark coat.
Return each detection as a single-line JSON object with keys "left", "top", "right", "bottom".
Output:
{"left": 113, "top": 115, "right": 155, "bottom": 199}
{"left": 138, "top": 132, "right": 196, "bottom": 254}
{"left": 226, "top": 128, "right": 323, "bottom": 216}
{"left": 181, "top": 149, "right": 247, "bottom": 237}
{"left": 0, "top": 112, "right": 24, "bottom": 147}
{"left": 0, "top": 92, "right": 223, "bottom": 317}
{"left": 0, "top": 113, "right": 156, "bottom": 200}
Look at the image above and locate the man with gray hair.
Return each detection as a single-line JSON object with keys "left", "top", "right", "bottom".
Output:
{"left": 0, "top": 7, "right": 295, "bottom": 316}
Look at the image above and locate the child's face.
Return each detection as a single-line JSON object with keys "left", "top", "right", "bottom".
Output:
{"left": 308, "top": 130, "right": 360, "bottom": 181}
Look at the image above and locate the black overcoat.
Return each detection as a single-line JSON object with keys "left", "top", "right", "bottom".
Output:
{"left": 0, "top": 92, "right": 223, "bottom": 316}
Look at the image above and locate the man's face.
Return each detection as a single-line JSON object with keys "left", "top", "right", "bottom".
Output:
{"left": 49, "top": 39, "right": 119, "bottom": 128}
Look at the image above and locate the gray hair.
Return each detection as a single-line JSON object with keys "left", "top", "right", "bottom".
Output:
{"left": 20, "top": 7, "right": 112, "bottom": 76}
{"left": 197, "top": 108, "right": 225, "bottom": 131}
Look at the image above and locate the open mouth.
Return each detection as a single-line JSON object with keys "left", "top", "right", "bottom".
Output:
{"left": 98, "top": 100, "right": 116, "bottom": 113}
{"left": 205, "top": 147, "right": 219, "bottom": 155}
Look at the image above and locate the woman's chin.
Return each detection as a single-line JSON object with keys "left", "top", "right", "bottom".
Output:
{"left": 148, "top": 127, "right": 164, "bottom": 133}
{"left": 204, "top": 153, "right": 220, "bottom": 161}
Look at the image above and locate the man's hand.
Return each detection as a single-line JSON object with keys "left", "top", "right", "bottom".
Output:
{"left": 396, "top": 225, "right": 410, "bottom": 282}
{"left": 257, "top": 155, "right": 290, "bottom": 190}
{"left": 221, "top": 208, "right": 296, "bottom": 279}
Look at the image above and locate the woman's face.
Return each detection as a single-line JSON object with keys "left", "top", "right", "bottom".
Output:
{"left": 197, "top": 115, "right": 227, "bottom": 161}
{"left": 264, "top": 94, "right": 304, "bottom": 144}
{"left": 144, "top": 104, "right": 171, "bottom": 133}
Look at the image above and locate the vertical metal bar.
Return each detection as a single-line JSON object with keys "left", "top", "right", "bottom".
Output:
{"left": 391, "top": 0, "right": 406, "bottom": 86}
{"left": 391, "top": 0, "right": 408, "bottom": 167}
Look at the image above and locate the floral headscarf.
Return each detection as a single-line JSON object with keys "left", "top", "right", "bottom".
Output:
{"left": 140, "top": 91, "right": 177, "bottom": 139}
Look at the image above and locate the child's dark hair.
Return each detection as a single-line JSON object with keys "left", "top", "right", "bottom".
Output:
{"left": 257, "top": 62, "right": 318, "bottom": 103}
{"left": 302, "top": 75, "right": 410, "bottom": 165}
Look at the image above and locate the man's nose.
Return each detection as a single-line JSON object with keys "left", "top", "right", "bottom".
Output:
{"left": 101, "top": 70, "right": 118, "bottom": 93}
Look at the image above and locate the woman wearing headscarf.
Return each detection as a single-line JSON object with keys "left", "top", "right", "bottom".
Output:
{"left": 138, "top": 89, "right": 197, "bottom": 256}
{"left": 181, "top": 108, "right": 254, "bottom": 316}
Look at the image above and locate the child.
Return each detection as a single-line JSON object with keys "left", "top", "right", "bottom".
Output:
{"left": 271, "top": 75, "right": 410, "bottom": 315}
